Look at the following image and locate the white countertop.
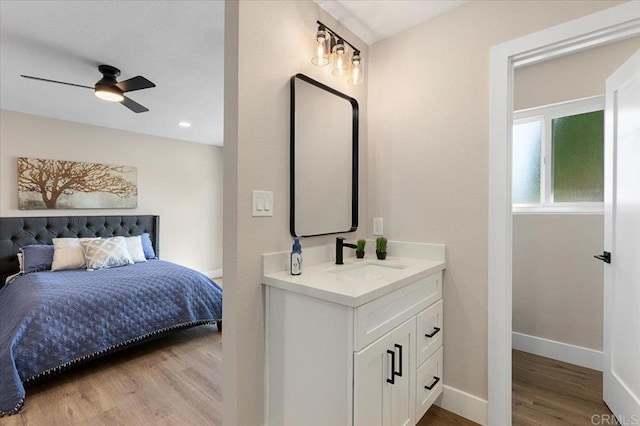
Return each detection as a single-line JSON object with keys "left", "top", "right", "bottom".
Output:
{"left": 263, "top": 254, "right": 446, "bottom": 308}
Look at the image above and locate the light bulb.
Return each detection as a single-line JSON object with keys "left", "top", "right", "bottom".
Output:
{"left": 350, "top": 52, "right": 363, "bottom": 85}
{"left": 95, "top": 85, "right": 124, "bottom": 102}
{"left": 331, "top": 40, "right": 349, "bottom": 77}
{"left": 311, "top": 28, "right": 329, "bottom": 66}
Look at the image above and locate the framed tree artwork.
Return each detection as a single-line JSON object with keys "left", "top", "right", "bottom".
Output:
{"left": 18, "top": 157, "right": 138, "bottom": 209}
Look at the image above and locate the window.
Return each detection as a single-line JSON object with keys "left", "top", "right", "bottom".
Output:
{"left": 512, "top": 96, "right": 604, "bottom": 213}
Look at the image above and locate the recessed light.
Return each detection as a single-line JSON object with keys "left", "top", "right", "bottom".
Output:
{"left": 178, "top": 121, "right": 192, "bottom": 128}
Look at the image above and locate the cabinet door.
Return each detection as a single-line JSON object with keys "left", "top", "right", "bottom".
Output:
{"left": 354, "top": 318, "right": 416, "bottom": 426}
{"left": 388, "top": 318, "right": 416, "bottom": 426}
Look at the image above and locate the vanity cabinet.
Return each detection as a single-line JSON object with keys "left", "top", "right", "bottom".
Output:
{"left": 265, "top": 268, "right": 444, "bottom": 426}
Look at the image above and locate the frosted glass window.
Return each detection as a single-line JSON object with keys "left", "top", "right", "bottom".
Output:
{"left": 512, "top": 120, "right": 542, "bottom": 204}
{"left": 552, "top": 110, "right": 604, "bottom": 202}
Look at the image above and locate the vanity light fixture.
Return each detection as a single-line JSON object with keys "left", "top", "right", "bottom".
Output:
{"left": 311, "top": 21, "right": 364, "bottom": 85}
{"left": 178, "top": 121, "right": 192, "bottom": 128}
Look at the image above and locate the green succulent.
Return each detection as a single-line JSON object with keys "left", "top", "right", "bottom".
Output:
{"left": 356, "top": 239, "right": 366, "bottom": 252}
{"left": 376, "top": 237, "right": 387, "bottom": 253}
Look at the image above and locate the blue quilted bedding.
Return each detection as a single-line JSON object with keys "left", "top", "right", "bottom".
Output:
{"left": 0, "top": 260, "right": 222, "bottom": 416}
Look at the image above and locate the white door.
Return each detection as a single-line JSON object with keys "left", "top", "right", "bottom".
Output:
{"left": 602, "top": 48, "right": 640, "bottom": 418}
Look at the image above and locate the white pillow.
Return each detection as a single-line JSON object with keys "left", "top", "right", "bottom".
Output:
{"left": 51, "top": 238, "right": 99, "bottom": 271}
{"left": 17, "top": 252, "right": 24, "bottom": 273}
{"left": 125, "top": 235, "right": 147, "bottom": 263}
{"left": 80, "top": 237, "right": 134, "bottom": 270}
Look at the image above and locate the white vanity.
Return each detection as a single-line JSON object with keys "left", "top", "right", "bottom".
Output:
{"left": 263, "top": 241, "right": 446, "bottom": 426}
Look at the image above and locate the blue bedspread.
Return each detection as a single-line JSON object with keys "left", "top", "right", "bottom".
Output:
{"left": 0, "top": 260, "right": 222, "bottom": 416}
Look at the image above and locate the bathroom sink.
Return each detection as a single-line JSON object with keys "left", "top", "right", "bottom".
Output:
{"left": 327, "top": 262, "right": 408, "bottom": 280}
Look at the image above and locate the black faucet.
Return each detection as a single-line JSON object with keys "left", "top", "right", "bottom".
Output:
{"left": 336, "top": 237, "right": 357, "bottom": 265}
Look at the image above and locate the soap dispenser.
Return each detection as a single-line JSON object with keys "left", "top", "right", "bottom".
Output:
{"left": 291, "top": 238, "right": 302, "bottom": 275}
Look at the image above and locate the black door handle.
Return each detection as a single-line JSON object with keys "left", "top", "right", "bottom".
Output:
{"left": 425, "top": 376, "right": 440, "bottom": 390}
{"left": 386, "top": 349, "right": 395, "bottom": 384}
{"left": 394, "top": 344, "right": 403, "bottom": 377}
{"left": 425, "top": 327, "right": 441, "bottom": 338}
{"left": 594, "top": 251, "right": 611, "bottom": 264}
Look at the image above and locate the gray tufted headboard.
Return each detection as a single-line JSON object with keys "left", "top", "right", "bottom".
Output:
{"left": 0, "top": 215, "right": 159, "bottom": 285}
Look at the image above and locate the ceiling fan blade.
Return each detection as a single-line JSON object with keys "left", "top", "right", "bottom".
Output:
{"left": 121, "top": 96, "right": 149, "bottom": 113}
{"left": 116, "top": 76, "right": 155, "bottom": 93}
{"left": 20, "top": 75, "right": 93, "bottom": 89}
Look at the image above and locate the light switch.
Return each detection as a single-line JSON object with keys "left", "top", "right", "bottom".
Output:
{"left": 252, "top": 190, "right": 274, "bottom": 217}
{"left": 264, "top": 192, "right": 272, "bottom": 211}
{"left": 257, "top": 193, "right": 265, "bottom": 211}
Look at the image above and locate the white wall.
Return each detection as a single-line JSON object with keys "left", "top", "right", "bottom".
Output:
{"left": 512, "top": 37, "right": 640, "bottom": 351}
{"left": 223, "top": 1, "right": 369, "bottom": 424}
{"left": 367, "top": 0, "right": 625, "bottom": 402}
{"left": 513, "top": 215, "right": 605, "bottom": 349}
{"left": 0, "top": 109, "right": 223, "bottom": 273}
{"left": 514, "top": 36, "right": 640, "bottom": 111}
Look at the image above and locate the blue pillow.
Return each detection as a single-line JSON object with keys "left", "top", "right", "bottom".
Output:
{"left": 20, "top": 244, "right": 55, "bottom": 273}
{"left": 141, "top": 233, "right": 157, "bottom": 259}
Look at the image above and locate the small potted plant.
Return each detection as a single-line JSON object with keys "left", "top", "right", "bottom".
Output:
{"left": 376, "top": 237, "right": 388, "bottom": 260}
{"left": 356, "top": 239, "right": 366, "bottom": 258}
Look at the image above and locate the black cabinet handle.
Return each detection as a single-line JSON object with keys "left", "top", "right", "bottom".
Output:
{"left": 424, "top": 376, "right": 440, "bottom": 390}
{"left": 386, "top": 350, "right": 395, "bottom": 384}
{"left": 394, "top": 344, "right": 403, "bottom": 377}
{"left": 594, "top": 251, "right": 611, "bottom": 264}
{"left": 425, "top": 327, "right": 441, "bottom": 338}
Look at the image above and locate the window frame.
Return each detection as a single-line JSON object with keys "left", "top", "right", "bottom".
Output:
{"left": 513, "top": 95, "right": 605, "bottom": 214}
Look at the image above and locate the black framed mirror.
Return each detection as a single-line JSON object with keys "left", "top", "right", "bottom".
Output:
{"left": 290, "top": 73, "right": 358, "bottom": 237}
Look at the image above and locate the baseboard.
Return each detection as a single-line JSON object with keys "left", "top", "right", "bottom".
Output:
{"left": 204, "top": 269, "right": 223, "bottom": 279}
{"left": 434, "top": 385, "right": 488, "bottom": 425}
{"left": 512, "top": 331, "right": 602, "bottom": 371}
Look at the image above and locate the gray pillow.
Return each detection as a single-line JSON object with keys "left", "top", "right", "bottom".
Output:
{"left": 80, "top": 237, "right": 134, "bottom": 270}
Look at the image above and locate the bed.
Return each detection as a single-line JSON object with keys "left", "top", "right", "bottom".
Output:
{"left": 0, "top": 215, "right": 223, "bottom": 416}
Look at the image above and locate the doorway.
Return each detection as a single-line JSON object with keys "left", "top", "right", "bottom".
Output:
{"left": 488, "top": 4, "right": 640, "bottom": 424}
{"left": 510, "top": 38, "right": 639, "bottom": 424}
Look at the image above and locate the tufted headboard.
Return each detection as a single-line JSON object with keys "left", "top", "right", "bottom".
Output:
{"left": 0, "top": 215, "right": 159, "bottom": 285}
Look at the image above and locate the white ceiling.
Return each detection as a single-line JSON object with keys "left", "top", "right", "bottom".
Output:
{"left": 314, "top": 0, "right": 469, "bottom": 44}
{"left": 1, "top": 1, "right": 466, "bottom": 147}
{"left": 0, "top": 1, "right": 224, "bottom": 146}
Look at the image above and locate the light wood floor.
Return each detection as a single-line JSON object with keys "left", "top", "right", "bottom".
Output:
{"left": 2, "top": 320, "right": 474, "bottom": 426}
{"left": 418, "top": 405, "right": 478, "bottom": 425}
{"left": 513, "top": 349, "right": 617, "bottom": 425}
{"left": 3, "top": 325, "right": 222, "bottom": 426}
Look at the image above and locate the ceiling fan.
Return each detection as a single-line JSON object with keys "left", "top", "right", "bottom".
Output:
{"left": 20, "top": 65, "right": 156, "bottom": 113}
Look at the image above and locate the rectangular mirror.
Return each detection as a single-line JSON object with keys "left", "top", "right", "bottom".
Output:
{"left": 290, "top": 73, "right": 358, "bottom": 237}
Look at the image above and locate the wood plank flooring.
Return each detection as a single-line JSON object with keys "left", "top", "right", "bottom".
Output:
{"left": 418, "top": 405, "right": 478, "bottom": 425}
{"left": 2, "top": 320, "right": 472, "bottom": 426}
{"left": 3, "top": 325, "right": 222, "bottom": 426}
{"left": 3, "top": 329, "right": 616, "bottom": 426}
{"left": 512, "top": 349, "right": 617, "bottom": 425}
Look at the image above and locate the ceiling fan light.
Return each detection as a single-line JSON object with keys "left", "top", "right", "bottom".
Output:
{"left": 95, "top": 85, "right": 124, "bottom": 102}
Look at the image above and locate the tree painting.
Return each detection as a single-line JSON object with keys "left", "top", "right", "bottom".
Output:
{"left": 18, "top": 157, "right": 137, "bottom": 209}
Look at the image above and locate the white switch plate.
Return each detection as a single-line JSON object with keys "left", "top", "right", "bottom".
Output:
{"left": 253, "top": 190, "right": 274, "bottom": 217}
{"left": 373, "top": 217, "right": 384, "bottom": 235}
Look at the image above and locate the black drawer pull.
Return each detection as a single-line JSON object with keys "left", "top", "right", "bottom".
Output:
{"left": 425, "top": 327, "right": 441, "bottom": 338}
{"left": 424, "top": 376, "right": 440, "bottom": 390}
{"left": 394, "top": 344, "right": 403, "bottom": 377}
{"left": 386, "top": 350, "right": 395, "bottom": 384}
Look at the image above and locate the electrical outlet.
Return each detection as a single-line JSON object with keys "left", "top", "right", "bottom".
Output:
{"left": 373, "top": 217, "right": 384, "bottom": 235}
